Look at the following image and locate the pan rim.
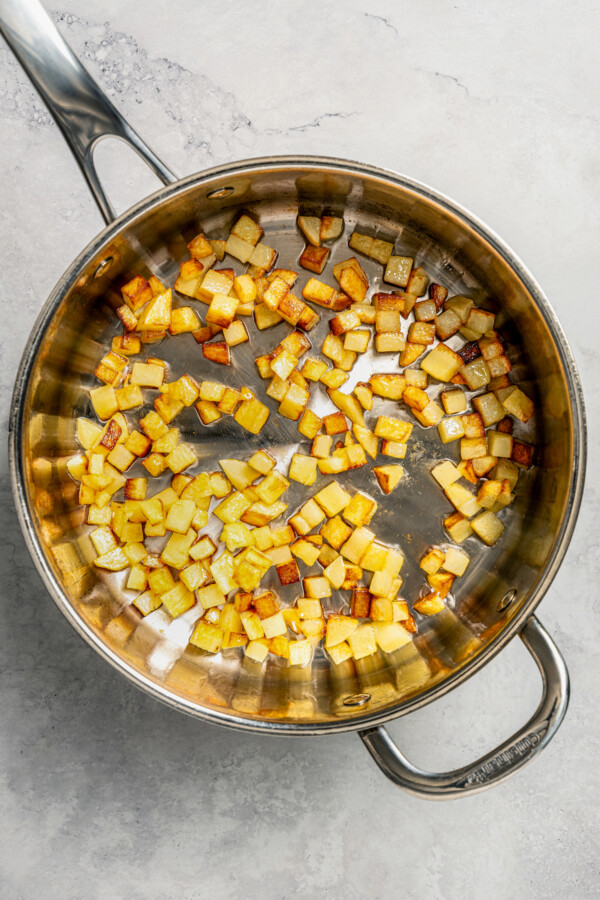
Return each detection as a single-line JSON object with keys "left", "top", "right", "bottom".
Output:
{"left": 8, "top": 154, "right": 587, "bottom": 735}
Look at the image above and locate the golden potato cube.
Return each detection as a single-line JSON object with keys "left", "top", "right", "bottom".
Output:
{"left": 256, "top": 471, "right": 289, "bottom": 505}
{"left": 90, "top": 385, "right": 118, "bottom": 421}
{"left": 260, "top": 611, "right": 286, "bottom": 639}
{"left": 460, "top": 357, "right": 491, "bottom": 390}
{"left": 248, "top": 450, "right": 276, "bottom": 475}
{"left": 195, "top": 400, "right": 222, "bottom": 425}
{"left": 443, "top": 512, "right": 473, "bottom": 543}
{"left": 319, "top": 368, "right": 348, "bottom": 390}
{"left": 308, "top": 435, "right": 330, "bottom": 460}
{"left": 441, "top": 389, "right": 467, "bottom": 415}
{"left": 341, "top": 526, "right": 375, "bottom": 564}
{"left": 374, "top": 416, "right": 413, "bottom": 443}
{"left": 380, "top": 440, "right": 406, "bottom": 459}
{"left": 442, "top": 547, "right": 470, "bottom": 577}
{"left": 374, "top": 465, "right": 405, "bottom": 494}
{"left": 460, "top": 437, "right": 488, "bottom": 460}
{"left": 413, "top": 400, "right": 445, "bottom": 427}
{"left": 348, "top": 623, "right": 377, "bottom": 660}
{"left": 501, "top": 387, "right": 534, "bottom": 423}
{"left": 162, "top": 582, "right": 196, "bottom": 618}
{"left": 133, "top": 590, "right": 161, "bottom": 616}
{"left": 297, "top": 408, "right": 322, "bottom": 440}
{"left": 325, "top": 615, "right": 358, "bottom": 649}
{"left": 347, "top": 425, "right": 376, "bottom": 462}
{"left": 234, "top": 399, "right": 270, "bottom": 434}
{"left": 322, "top": 555, "right": 346, "bottom": 589}
{"left": 487, "top": 430, "right": 513, "bottom": 458}
{"left": 160, "top": 529, "right": 196, "bottom": 569}
{"left": 224, "top": 234, "right": 253, "bottom": 263}
{"left": 135, "top": 289, "right": 172, "bottom": 332}
{"left": 326, "top": 641, "right": 353, "bottom": 665}
{"left": 438, "top": 416, "right": 466, "bottom": 444}
{"left": 213, "top": 491, "right": 251, "bottom": 525}
{"left": 370, "top": 595, "right": 394, "bottom": 620}
{"left": 288, "top": 454, "right": 318, "bottom": 486}
{"left": 348, "top": 231, "right": 374, "bottom": 257}
{"left": 302, "top": 278, "right": 337, "bottom": 308}
{"left": 189, "top": 620, "right": 224, "bottom": 653}
{"left": 270, "top": 348, "right": 298, "bottom": 380}
{"left": 302, "top": 576, "right": 331, "bottom": 599}
{"left": 314, "top": 481, "right": 352, "bottom": 517}
{"left": 279, "top": 383, "right": 310, "bottom": 421}
{"left": 244, "top": 639, "right": 269, "bottom": 662}
{"left": 299, "top": 244, "right": 330, "bottom": 274}
{"left": 206, "top": 292, "right": 238, "bottom": 328}
{"left": 414, "top": 593, "right": 446, "bottom": 616}
{"left": 384, "top": 256, "right": 413, "bottom": 287}
{"left": 343, "top": 492, "right": 377, "bottom": 528}
{"left": 163, "top": 499, "right": 195, "bottom": 534}
{"left": 420, "top": 547, "right": 445, "bottom": 575}
{"left": 254, "top": 303, "right": 283, "bottom": 330}
{"left": 341, "top": 327, "right": 370, "bottom": 356}
{"left": 367, "top": 374, "right": 404, "bottom": 401}
{"left": 420, "top": 343, "right": 464, "bottom": 382}
{"left": 337, "top": 262, "right": 368, "bottom": 303}
{"left": 320, "top": 514, "right": 353, "bottom": 550}
{"left": 165, "top": 444, "right": 196, "bottom": 474}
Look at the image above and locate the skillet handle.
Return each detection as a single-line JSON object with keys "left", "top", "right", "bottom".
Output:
{"left": 0, "top": 0, "right": 177, "bottom": 223}
{"left": 359, "top": 616, "right": 569, "bottom": 799}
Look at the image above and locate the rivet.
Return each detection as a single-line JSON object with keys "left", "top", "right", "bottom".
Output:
{"left": 93, "top": 257, "right": 113, "bottom": 279}
{"left": 207, "top": 187, "right": 234, "bottom": 199}
{"left": 343, "top": 693, "right": 371, "bottom": 707}
{"left": 498, "top": 589, "right": 517, "bottom": 612}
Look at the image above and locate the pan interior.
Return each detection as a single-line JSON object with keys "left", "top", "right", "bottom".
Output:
{"left": 15, "top": 161, "right": 578, "bottom": 731}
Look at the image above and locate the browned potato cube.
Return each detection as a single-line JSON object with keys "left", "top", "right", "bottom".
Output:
{"left": 299, "top": 244, "right": 330, "bottom": 274}
{"left": 323, "top": 412, "right": 348, "bottom": 435}
{"left": 351, "top": 587, "right": 371, "bottom": 619}
{"left": 277, "top": 560, "right": 301, "bottom": 586}
{"left": 121, "top": 275, "right": 152, "bottom": 312}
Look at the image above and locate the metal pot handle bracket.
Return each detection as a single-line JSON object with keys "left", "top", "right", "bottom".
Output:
{"left": 359, "top": 617, "right": 569, "bottom": 799}
{"left": 0, "top": 0, "right": 177, "bottom": 223}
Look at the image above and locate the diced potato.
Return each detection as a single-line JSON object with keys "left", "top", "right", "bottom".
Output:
{"left": 190, "top": 620, "right": 223, "bottom": 653}
{"left": 234, "top": 399, "right": 270, "bottom": 434}
{"left": 501, "top": 387, "right": 534, "bottom": 423}
{"left": 420, "top": 344, "right": 463, "bottom": 382}
{"left": 311, "top": 434, "right": 333, "bottom": 459}
{"left": 302, "top": 576, "right": 331, "bottom": 599}
{"left": 460, "top": 436, "right": 488, "bottom": 460}
{"left": 344, "top": 330, "right": 370, "bottom": 353}
{"left": 348, "top": 623, "right": 377, "bottom": 660}
{"left": 279, "top": 383, "right": 310, "bottom": 421}
{"left": 373, "top": 465, "right": 404, "bottom": 494}
{"left": 162, "top": 582, "right": 196, "bottom": 618}
{"left": 443, "top": 511, "right": 472, "bottom": 543}
{"left": 380, "top": 440, "right": 406, "bottom": 459}
{"left": 202, "top": 341, "right": 231, "bottom": 366}
{"left": 297, "top": 215, "right": 321, "bottom": 246}
{"left": 341, "top": 526, "right": 375, "bottom": 564}
{"left": 325, "top": 615, "right": 358, "bottom": 648}
{"left": 420, "top": 547, "right": 445, "bottom": 575}
{"left": 384, "top": 256, "right": 413, "bottom": 287}
{"left": 374, "top": 416, "right": 413, "bottom": 442}
{"left": 369, "top": 373, "right": 406, "bottom": 400}
{"left": 437, "top": 417, "right": 465, "bottom": 444}
{"left": 323, "top": 555, "right": 346, "bottom": 589}
{"left": 471, "top": 510, "right": 505, "bottom": 545}
{"left": 414, "top": 593, "right": 445, "bottom": 616}
{"left": 351, "top": 424, "right": 379, "bottom": 461}
{"left": 314, "top": 481, "right": 352, "bottom": 517}
{"left": 248, "top": 450, "right": 276, "bottom": 475}
{"left": 439, "top": 390, "right": 465, "bottom": 416}
{"left": 289, "top": 453, "right": 318, "bottom": 486}
{"left": 461, "top": 357, "right": 491, "bottom": 390}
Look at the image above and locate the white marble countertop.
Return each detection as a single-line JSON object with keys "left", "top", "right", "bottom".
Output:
{"left": 1, "top": 2, "right": 598, "bottom": 898}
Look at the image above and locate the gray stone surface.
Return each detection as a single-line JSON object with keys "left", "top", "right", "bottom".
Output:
{"left": 1, "top": 2, "right": 598, "bottom": 898}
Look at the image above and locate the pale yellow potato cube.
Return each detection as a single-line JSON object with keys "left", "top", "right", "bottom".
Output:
{"left": 327, "top": 641, "right": 353, "bottom": 665}
{"left": 341, "top": 526, "right": 375, "bottom": 564}
{"left": 240, "top": 610, "right": 265, "bottom": 640}
{"left": 441, "top": 389, "right": 467, "bottom": 415}
{"left": 461, "top": 357, "right": 491, "bottom": 390}
{"left": 384, "top": 256, "right": 413, "bottom": 287}
{"left": 471, "top": 510, "right": 505, "bottom": 545}
{"left": 348, "top": 623, "right": 377, "bottom": 660}
{"left": 374, "top": 622, "right": 412, "bottom": 653}
{"left": 343, "top": 330, "right": 370, "bottom": 353}
{"left": 302, "top": 576, "right": 332, "bottom": 599}
{"left": 420, "top": 343, "right": 464, "bottom": 382}
{"left": 262, "top": 611, "right": 287, "bottom": 639}
{"left": 288, "top": 453, "right": 318, "bottom": 486}
{"left": 164, "top": 499, "right": 196, "bottom": 534}
{"left": 196, "top": 584, "right": 226, "bottom": 609}
{"left": 438, "top": 416, "right": 466, "bottom": 444}
{"left": 234, "top": 399, "right": 270, "bottom": 434}
{"left": 289, "top": 640, "right": 313, "bottom": 667}
{"left": 314, "top": 481, "right": 352, "bottom": 517}
{"left": 487, "top": 430, "right": 513, "bottom": 458}
{"left": 323, "top": 555, "right": 346, "bottom": 589}
{"left": 444, "top": 512, "right": 473, "bottom": 543}
{"left": 442, "top": 547, "right": 470, "bottom": 576}
{"left": 343, "top": 492, "right": 377, "bottom": 528}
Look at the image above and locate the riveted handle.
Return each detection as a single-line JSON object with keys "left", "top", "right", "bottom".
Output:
{"left": 0, "top": 0, "right": 177, "bottom": 222}
{"left": 360, "top": 617, "right": 569, "bottom": 799}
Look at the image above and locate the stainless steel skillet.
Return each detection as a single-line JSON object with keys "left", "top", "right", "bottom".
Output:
{"left": 3, "top": 0, "right": 586, "bottom": 798}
